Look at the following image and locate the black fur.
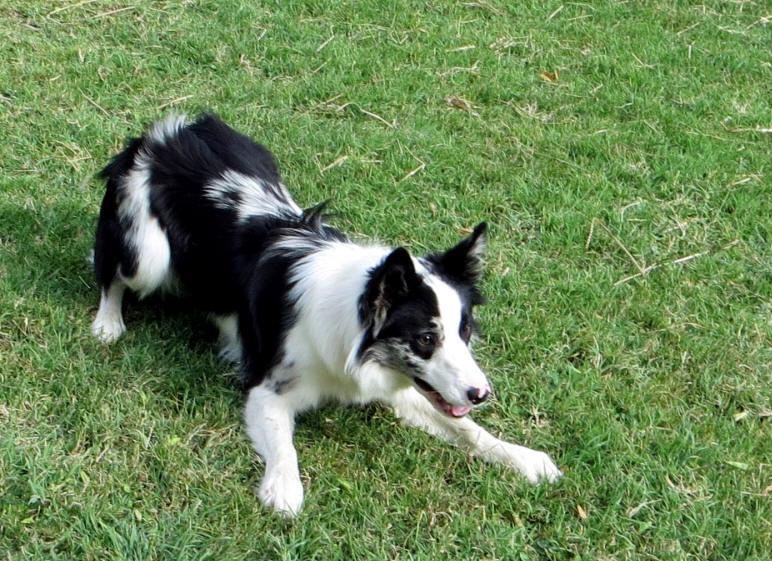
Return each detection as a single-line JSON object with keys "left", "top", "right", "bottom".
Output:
{"left": 94, "top": 137, "right": 143, "bottom": 285}
{"left": 93, "top": 114, "right": 563, "bottom": 513}
{"left": 94, "top": 114, "right": 343, "bottom": 388}
{"left": 95, "top": 114, "right": 480, "bottom": 391}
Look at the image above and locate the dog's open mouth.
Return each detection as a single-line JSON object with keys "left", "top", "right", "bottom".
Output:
{"left": 413, "top": 377, "right": 471, "bottom": 418}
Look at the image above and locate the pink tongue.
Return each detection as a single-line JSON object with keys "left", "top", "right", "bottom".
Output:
{"left": 426, "top": 390, "right": 472, "bottom": 418}
{"left": 450, "top": 404, "right": 471, "bottom": 417}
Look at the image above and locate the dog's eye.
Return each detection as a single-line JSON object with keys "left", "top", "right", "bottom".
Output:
{"left": 415, "top": 333, "right": 437, "bottom": 348}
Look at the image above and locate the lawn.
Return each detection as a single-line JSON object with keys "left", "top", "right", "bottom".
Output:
{"left": 0, "top": 1, "right": 769, "bottom": 559}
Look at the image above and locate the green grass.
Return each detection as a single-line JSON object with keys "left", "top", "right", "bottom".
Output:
{"left": 1, "top": 1, "right": 770, "bottom": 559}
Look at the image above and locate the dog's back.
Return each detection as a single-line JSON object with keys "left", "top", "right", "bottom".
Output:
{"left": 91, "top": 114, "right": 302, "bottom": 341}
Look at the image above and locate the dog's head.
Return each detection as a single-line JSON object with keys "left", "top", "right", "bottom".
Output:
{"left": 357, "top": 223, "right": 490, "bottom": 418}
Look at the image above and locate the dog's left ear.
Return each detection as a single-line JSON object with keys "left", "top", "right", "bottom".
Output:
{"left": 427, "top": 222, "right": 487, "bottom": 286}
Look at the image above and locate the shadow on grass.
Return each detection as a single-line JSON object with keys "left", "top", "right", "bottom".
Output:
{"left": 1, "top": 200, "right": 235, "bottom": 396}
{"left": 1, "top": 198, "right": 474, "bottom": 466}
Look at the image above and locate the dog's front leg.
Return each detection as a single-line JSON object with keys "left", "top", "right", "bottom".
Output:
{"left": 244, "top": 385, "right": 304, "bottom": 517}
{"left": 390, "top": 388, "right": 562, "bottom": 483}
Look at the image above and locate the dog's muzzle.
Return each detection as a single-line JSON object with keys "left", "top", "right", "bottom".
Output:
{"left": 413, "top": 377, "right": 491, "bottom": 418}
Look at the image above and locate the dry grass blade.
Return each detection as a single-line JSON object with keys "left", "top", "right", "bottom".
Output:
{"left": 360, "top": 108, "right": 395, "bottom": 128}
{"left": 157, "top": 95, "right": 194, "bottom": 110}
{"left": 726, "top": 126, "right": 772, "bottom": 133}
{"left": 444, "top": 96, "right": 479, "bottom": 117}
{"left": 93, "top": 6, "right": 136, "bottom": 19}
{"left": 628, "top": 500, "right": 660, "bottom": 517}
{"left": 446, "top": 45, "right": 476, "bottom": 53}
{"left": 462, "top": 2, "right": 503, "bottom": 16}
{"left": 320, "top": 155, "right": 348, "bottom": 174}
{"left": 316, "top": 34, "right": 335, "bottom": 52}
{"left": 398, "top": 161, "right": 425, "bottom": 183}
{"left": 547, "top": 5, "right": 564, "bottom": 21}
{"left": 597, "top": 220, "right": 645, "bottom": 275}
{"left": 80, "top": 90, "right": 109, "bottom": 116}
{"left": 46, "top": 0, "right": 99, "bottom": 18}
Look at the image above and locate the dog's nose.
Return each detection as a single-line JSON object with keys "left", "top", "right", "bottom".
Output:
{"left": 467, "top": 386, "right": 490, "bottom": 405}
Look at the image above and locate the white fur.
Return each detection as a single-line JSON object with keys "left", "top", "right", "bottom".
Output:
{"left": 390, "top": 388, "right": 562, "bottom": 483}
{"left": 93, "top": 151, "right": 173, "bottom": 344}
{"left": 117, "top": 156, "right": 172, "bottom": 297}
{"left": 243, "top": 241, "right": 562, "bottom": 515}
{"left": 91, "top": 281, "right": 126, "bottom": 343}
{"left": 245, "top": 384, "right": 304, "bottom": 517}
{"left": 93, "top": 115, "right": 560, "bottom": 517}
{"left": 147, "top": 113, "right": 187, "bottom": 145}
{"left": 288, "top": 242, "right": 388, "bottom": 384}
{"left": 422, "top": 275, "right": 490, "bottom": 403}
{"left": 204, "top": 171, "right": 302, "bottom": 221}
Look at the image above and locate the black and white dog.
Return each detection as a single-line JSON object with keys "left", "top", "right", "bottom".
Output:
{"left": 92, "top": 114, "right": 561, "bottom": 516}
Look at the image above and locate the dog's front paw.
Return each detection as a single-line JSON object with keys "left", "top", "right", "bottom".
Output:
{"left": 519, "top": 448, "right": 562, "bottom": 484}
{"left": 91, "top": 312, "right": 126, "bottom": 343}
{"left": 258, "top": 469, "right": 304, "bottom": 517}
{"left": 501, "top": 444, "right": 562, "bottom": 484}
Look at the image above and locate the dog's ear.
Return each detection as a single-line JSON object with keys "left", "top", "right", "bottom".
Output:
{"left": 427, "top": 222, "right": 487, "bottom": 286}
{"left": 360, "top": 247, "right": 418, "bottom": 328}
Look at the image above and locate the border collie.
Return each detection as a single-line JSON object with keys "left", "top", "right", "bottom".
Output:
{"left": 92, "top": 114, "right": 561, "bottom": 516}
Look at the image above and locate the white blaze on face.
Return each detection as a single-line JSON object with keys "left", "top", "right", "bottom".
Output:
{"left": 421, "top": 275, "right": 490, "bottom": 405}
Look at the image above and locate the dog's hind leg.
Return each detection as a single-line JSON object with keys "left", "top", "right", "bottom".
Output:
{"left": 244, "top": 383, "right": 304, "bottom": 517}
{"left": 390, "top": 387, "right": 562, "bottom": 484}
{"left": 212, "top": 314, "right": 242, "bottom": 363}
{"left": 92, "top": 193, "right": 129, "bottom": 343}
{"left": 92, "top": 280, "right": 127, "bottom": 343}
{"left": 92, "top": 157, "right": 173, "bottom": 343}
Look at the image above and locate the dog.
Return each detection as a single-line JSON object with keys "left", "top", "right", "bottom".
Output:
{"left": 92, "top": 114, "right": 561, "bottom": 516}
